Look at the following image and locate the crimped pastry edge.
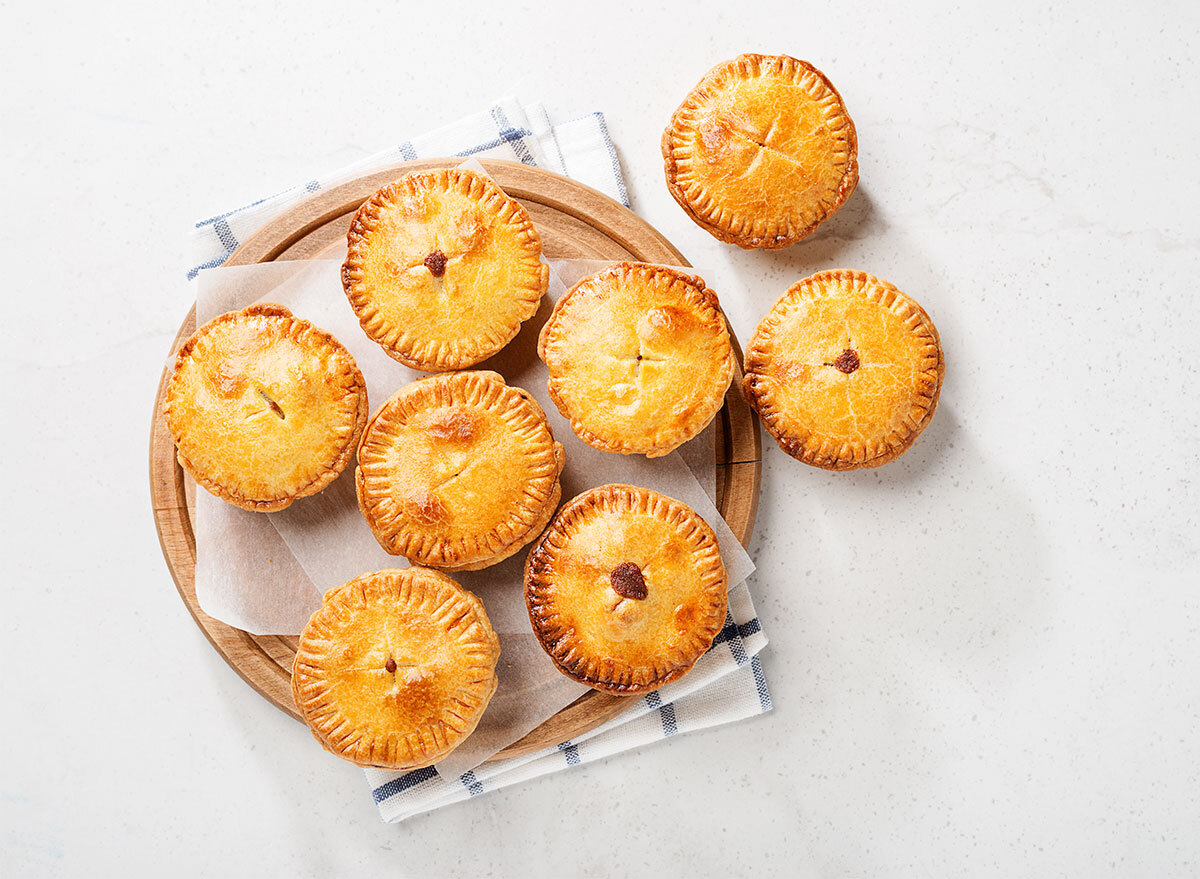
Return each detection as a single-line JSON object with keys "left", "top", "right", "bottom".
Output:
{"left": 524, "top": 483, "right": 729, "bottom": 695}
{"left": 742, "top": 269, "right": 945, "bottom": 470}
{"left": 291, "top": 567, "right": 500, "bottom": 770}
{"left": 437, "top": 477, "right": 562, "bottom": 573}
{"left": 356, "top": 370, "right": 565, "bottom": 568}
{"left": 661, "top": 53, "right": 859, "bottom": 250}
{"left": 164, "top": 303, "right": 369, "bottom": 512}
{"left": 341, "top": 168, "right": 549, "bottom": 371}
{"left": 537, "top": 262, "right": 735, "bottom": 458}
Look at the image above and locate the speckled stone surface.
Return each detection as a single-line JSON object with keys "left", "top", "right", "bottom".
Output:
{"left": 3, "top": 1, "right": 1198, "bottom": 875}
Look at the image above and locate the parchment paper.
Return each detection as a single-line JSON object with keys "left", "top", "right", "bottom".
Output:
{"left": 190, "top": 251, "right": 755, "bottom": 776}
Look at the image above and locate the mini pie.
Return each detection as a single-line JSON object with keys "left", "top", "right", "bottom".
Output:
{"left": 342, "top": 168, "right": 549, "bottom": 371}
{"left": 164, "top": 303, "right": 368, "bottom": 512}
{"left": 525, "top": 484, "right": 728, "bottom": 695}
{"left": 743, "top": 270, "right": 944, "bottom": 470}
{"left": 291, "top": 567, "right": 501, "bottom": 770}
{"left": 538, "top": 262, "right": 735, "bottom": 458}
{"left": 357, "top": 370, "right": 565, "bottom": 571}
{"left": 662, "top": 53, "right": 858, "bottom": 249}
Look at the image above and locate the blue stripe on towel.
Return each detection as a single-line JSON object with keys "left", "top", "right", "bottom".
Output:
{"left": 460, "top": 770, "right": 485, "bottom": 796}
{"left": 557, "top": 740, "right": 581, "bottom": 766}
{"left": 371, "top": 765, "right": 438, "bottom": 803}
{"left": 490, "top": 105, "right": 537, "bottom": 166}
{"left": 751, "top": 656, "right": 773, "bottom": 712}
{"left": 590, "top": 111, "right": 629, "bottom": 206}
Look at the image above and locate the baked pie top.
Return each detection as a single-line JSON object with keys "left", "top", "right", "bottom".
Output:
{"left": 291, "top": 567, "right": 500, "bottom": 770}
{"left": 356, "top": 371, "right": 564, "bottom": 569}
{"left": 538, "top": 262, "right": 735, "bottom": 458}
{"left": 662, "top": 53, "right": 858, "bottom": 250}
{"left": 525, "top": 484, "right": 728, "bottom": 695}
{"left": 743, "top": 270, "right": 944, "bottom": 470}
{"left": 342, "top": 168, "right": 549, "bottom": 371}
{"left": 164, "top": 303, "right": 367, "bottom": 512}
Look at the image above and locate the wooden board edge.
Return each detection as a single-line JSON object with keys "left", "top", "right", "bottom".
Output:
{"left": 149, "top": 158, "right": 763, "bottom": 762}
{"left": 492, "top": 691, "right": 635, "bottom": 761}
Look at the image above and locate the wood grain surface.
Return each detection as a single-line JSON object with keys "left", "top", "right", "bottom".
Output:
{"left": 149, "top": 158, "right": 762, "bottom": 762}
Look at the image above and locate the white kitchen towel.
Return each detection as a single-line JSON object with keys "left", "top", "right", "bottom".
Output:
{"left": 186, "top": 98, "right": 771, "bottom": 823}
{"left": 189, "top": 97, "right": 628, "bottom": 279}
{"left": 366, "top": 582, "right": 770, "bottom": 823}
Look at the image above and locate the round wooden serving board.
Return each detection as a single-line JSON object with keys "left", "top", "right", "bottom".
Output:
{"left": 150, "top": 158, "right": 762, "bottom": 762}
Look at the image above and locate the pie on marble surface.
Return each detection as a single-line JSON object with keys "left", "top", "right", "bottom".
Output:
{"left": 342, "top": 168, "right": 549, "bottom": 371}
{"left": 291, "top": 567, "right": 501, "bottom": 770}
{"left": 662, "top": 53, "right": 858, "bottom": 249}
{"left": 537, "top": 262, "right": 735, "bottom": 458}
{"left": 525, "top": 484, "right": 728, "bottom": 695}
{"left": 743, "top": 269, "right": 944, "bottom": 470}
{"left": 163, "top": 303, "right": 368, "bottom": 512}
{"left": 356, "top": 370, "right": 565, "bottom": 571}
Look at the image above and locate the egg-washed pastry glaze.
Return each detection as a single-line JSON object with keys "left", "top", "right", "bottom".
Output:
{"left": 357, "top": 371, "right": 564, "bottom": 570}
{"left": 342, "top": 168, "right": 549, "bottom": 371}
{"left": 525, "top": 484, "right": 728, "bottom": 695}
{"left": 164, "top": 303, "right": 367, "bottom": 512}
{"left": 662, "top": 53, "right": 858, "bottom": 249}
{"left": 292, "top": 568, "right": 500, "bottom": 770}
{"left": 743, "top": 269, "right": 944, "bottom": 470}
{"left": 538, "top": 262, "right": 734, "bottom": 458}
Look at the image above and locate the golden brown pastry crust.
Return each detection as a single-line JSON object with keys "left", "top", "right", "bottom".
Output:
{"left": 342, "top": 168, "right": 549, "bottom": 371}
{"left": 537, "top": 262, "right": 734, "bottom": 458}
{"left": 662, "top": 53, "right": 858, "bottom": 249}
{"left": 292, "top": 567, "right": 500, "bottom": 770}
{"left": 163, "top": 303, "right": 368, "bottom": 512}
{"left": 743, "top": 270, "right": 944, "bottom": 470}
{"left": 525, "top": 484, "right": 728, "bottom": 695}
{"left": 356, "top": 371, "right": 565, "bottom": 570}
{"left": 436, "top": 480, "right": 563, "bottom": 573}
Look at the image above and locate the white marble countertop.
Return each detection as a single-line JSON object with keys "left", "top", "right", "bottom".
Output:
{"left": 3, "top": 1, "right": 1198, "bottom": 875}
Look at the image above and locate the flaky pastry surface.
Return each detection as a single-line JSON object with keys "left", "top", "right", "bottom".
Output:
{"left": 164, "top": 303, "right": 367, "bottom": 512}
{"left": 525, "top": 484, "right": 728, "bottom": 695}
{"left": 292, "top": 568, "right": 500, "bottom": 770}
{"left": 356, "top": 371, "right": 564, "bottom": 569}
{"left": 743, "top": 270, "right": 944, "bottom": 470}
{"left": 662, "top": 53, "right": 858, "bottom": 249}
{"left": 342, "top": 168, "right": 549, "bottom": 371}
{"left": 538, "top": 263, "right": 734, "bottom": 458}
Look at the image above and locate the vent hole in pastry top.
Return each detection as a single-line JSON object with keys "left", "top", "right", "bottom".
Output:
{"left": 423, "top": 249, "right": 448, "bottom": 278}
{"left": 610, "top": 562, "right": 648, "bottom": 601}
{"left": 385, "top": 656, "right": 397, "bottom": 673}
{"left": 830, "top": 349, "right": 860, "bottom": 374}
{"left": 255, "top": 387, "right": 285, "bottom": 419}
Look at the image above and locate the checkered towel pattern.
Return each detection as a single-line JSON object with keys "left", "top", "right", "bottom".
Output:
{"left": 190, "top": 97, "right": 627, "bottom": 278}
{"left": 366, "top": 583, "right": 769, "bottom": 823}
{"left": 187, "top": 99, "right": 771, "bottom": 823}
